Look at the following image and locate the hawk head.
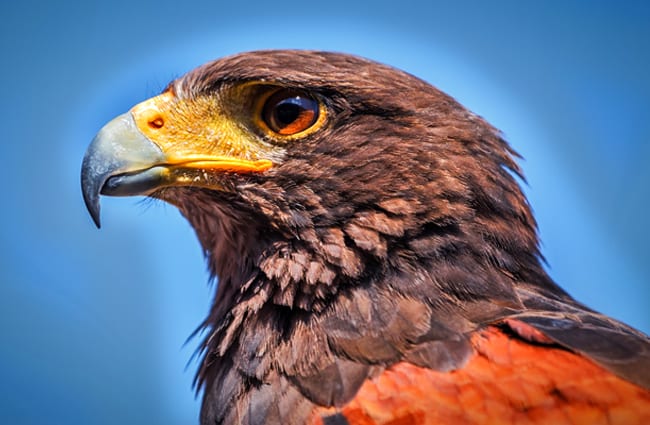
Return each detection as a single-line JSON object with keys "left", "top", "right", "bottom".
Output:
{"left": 82, "top": 50, "right": 547, "bottom": 314}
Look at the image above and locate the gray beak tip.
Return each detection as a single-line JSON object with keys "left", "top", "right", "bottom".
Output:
{"left": 85, "top": 195, "right": 102, "bottom": 229}
{"left": 81, "top": 152, "right": 103, "bottom": 229}
{"left": 80, "top": 112, "right": 165, "bottom": 229}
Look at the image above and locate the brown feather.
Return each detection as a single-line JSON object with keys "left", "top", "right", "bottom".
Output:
{"left": 143, "top": 50, "right": 650, "bottom": 424}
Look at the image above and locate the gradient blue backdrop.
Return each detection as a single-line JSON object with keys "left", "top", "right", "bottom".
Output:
{"left": 1, "top": 1, "right": 648, "bottom": 424}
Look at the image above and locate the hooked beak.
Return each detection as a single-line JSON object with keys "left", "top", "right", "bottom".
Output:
{"left": 80, "top": 93, "right": 274, "bottom": 228}
{"left": 81, "top": 113, "right": 166, "bottom": 228}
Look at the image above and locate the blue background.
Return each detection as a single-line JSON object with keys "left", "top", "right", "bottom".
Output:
{"left": 1, "top": 1, "right": 648, "bottom": 424}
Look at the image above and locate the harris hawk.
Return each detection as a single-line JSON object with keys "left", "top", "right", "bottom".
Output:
{"left": 81, "top": 50, "right": 650, "bottom": 424}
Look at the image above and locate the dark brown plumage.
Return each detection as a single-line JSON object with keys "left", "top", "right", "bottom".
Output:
{"left": 81, "top": 50, "right": 650, "bottom": 424}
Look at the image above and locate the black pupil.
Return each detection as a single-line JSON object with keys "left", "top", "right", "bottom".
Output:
{"left": 274, "top": 97, "right": 308, "bottom": 126}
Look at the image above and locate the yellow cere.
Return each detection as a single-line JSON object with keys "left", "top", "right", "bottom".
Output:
{"left": 129, "top": 88, "right": 280, "bottom": 173}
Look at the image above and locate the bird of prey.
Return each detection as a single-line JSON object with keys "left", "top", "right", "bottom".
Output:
{"left": 81, "top": 50, "right": 650, "bottom": 424}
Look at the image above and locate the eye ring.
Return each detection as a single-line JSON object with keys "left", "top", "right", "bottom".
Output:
{"left": 260, "top": 89, "right": 323, "bottom": 137}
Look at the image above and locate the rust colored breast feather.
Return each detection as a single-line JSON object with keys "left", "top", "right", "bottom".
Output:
{"left": 310, "top": 325, "right": 650, "bottom": 425}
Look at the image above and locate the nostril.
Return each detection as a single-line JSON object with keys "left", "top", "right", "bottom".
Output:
{"left": 148, "top": 117, "right": 164, "bottom": 129}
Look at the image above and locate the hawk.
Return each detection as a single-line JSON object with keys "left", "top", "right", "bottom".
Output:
{"left": 81, "top": 50, "right": 650, "bottom": 424}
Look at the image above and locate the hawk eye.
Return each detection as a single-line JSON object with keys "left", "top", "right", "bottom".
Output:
{"left": 262, "top": 89, "right": 320, "bottom": 136}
